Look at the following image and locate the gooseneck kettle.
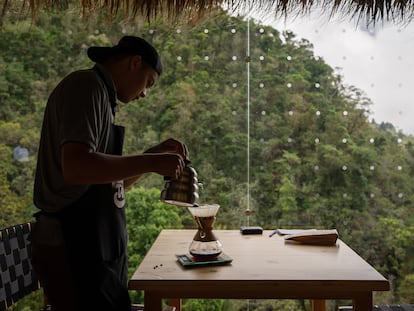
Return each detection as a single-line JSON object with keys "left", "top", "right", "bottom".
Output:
{"left": 160, "top": 161, "right": 200, "bottom": 207}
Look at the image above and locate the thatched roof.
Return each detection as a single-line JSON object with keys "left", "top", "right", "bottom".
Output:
{"left": 2, "top": 0, "right": 414, "bottom": 25}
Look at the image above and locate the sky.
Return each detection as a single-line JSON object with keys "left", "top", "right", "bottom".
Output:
{"left": 249, "top": 10, "right": 414, "bottom": 135}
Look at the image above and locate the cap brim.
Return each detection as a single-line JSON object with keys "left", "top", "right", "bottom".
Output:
{"left": 87, "top": 46, "right": 114, "bottom": 63}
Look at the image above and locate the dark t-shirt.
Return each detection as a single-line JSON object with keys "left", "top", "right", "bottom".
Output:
{"left": 34, "top": 64, "right": 115, "bottom": 212}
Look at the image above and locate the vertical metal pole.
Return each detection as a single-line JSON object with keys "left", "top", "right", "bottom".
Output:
{"left": 246, "top": 16, "right": 251, "bottom": 227}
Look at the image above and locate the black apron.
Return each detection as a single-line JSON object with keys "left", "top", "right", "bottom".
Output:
{"left": 59, "top": 67, "right": 130, "bottom": 311}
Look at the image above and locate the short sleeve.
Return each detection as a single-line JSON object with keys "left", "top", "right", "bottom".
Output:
{"left": 55, "top": 71, "right": 112, "bottom": 152}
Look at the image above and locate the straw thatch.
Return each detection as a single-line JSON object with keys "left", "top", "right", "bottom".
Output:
{"left": 2, "top": 0, "right": 414, "bottom": 25}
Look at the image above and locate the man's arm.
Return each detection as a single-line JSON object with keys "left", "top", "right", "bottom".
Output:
{"left": 61, "top": 142, "right": 184, "bottom": 185}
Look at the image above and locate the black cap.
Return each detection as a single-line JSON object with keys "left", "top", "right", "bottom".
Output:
{"left": 87, "top": 36, "right": 163, "bottom": 75}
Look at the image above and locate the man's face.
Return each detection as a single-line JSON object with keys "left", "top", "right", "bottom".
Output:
{"left": 117, "top": 56, "right": 159, "bottom": 103}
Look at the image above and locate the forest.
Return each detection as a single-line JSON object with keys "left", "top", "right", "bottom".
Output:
{"left": 1, "top": 6, "right": 414, "bottom": 311}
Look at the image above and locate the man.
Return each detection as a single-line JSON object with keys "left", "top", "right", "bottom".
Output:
{"left": 31, "top": 36, "right": 187, "bottom": 311}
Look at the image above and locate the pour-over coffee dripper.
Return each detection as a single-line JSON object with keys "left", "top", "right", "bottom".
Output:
{"left": 187, "top": 204, "right": 222, "bottom": 259}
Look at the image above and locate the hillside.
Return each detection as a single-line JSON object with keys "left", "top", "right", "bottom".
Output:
{"left": 1, "top": 9, "right": 413, "bottom": 309}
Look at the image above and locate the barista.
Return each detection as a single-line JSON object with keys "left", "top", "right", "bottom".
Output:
{"left": 31, "top": 36, "right": 188, "bottom": 311}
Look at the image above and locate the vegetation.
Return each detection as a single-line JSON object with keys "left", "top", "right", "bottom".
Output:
{"left": 1, "top": 8, "right": 413, "bottom": 311}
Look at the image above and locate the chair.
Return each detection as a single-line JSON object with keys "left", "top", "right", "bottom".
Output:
{"left": 0, "top": 222, "right": 42, "bottom": 311}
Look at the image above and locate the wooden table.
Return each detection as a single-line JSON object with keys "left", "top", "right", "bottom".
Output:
{"left": 128, "top": 229, "right": 389, "bottom": 311}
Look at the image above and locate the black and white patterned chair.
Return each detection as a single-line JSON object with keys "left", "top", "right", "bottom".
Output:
{"left": 0, "top": 222, "right": 41, "bottom": 311}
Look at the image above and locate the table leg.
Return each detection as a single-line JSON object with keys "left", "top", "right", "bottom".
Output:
{"left": 167, "top": 298, "right": 182, "bottom": 311}
{"left": 311, "top": 299, "right": 326, "bottom": 311}
{"left": 353, "top": 292, "right": 372, "bottom": 311}
{"left": 144, "top": 291, "right": 163, "bottom": 311}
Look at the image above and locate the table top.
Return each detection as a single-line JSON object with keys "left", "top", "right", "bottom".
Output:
{"left": 128, "top": 229, "right": 389, "bottom": 299}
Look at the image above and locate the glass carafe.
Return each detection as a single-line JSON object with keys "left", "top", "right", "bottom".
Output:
{"left": 188, "top": 204, "right": 222, "bottom": 259}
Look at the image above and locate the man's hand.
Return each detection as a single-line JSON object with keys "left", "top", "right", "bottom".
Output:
{"left": 152, "top": 153, "right": 185, "bottom": 179}
{"left": 144, "top": 138, "right": 189, "bottom": 161}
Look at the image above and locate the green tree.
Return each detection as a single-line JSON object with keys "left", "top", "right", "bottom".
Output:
{"left": 125, "top": 187, "right": 184, "bottom": 303}
{"left": 398, "top": 274, "right": 414, "bottom": 302}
